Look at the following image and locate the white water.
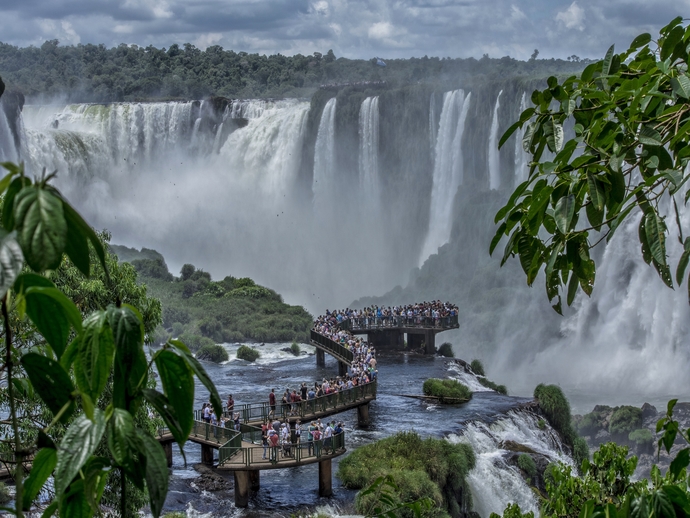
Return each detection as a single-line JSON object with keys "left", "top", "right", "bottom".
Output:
{"left": 429, "top": 93, "right": 438, "bottom": 164}
{"left": 488, "top": 90, "right": 503, "bottom": 191}
{"left": 449, "top": 410, "right": 573, "bottom": 517}
{"left": 419, "top": 89, "right": 471, "bottom": 264}
{"left": 0, "top": 108, "right": 18, "bottom": 162}
{"left": 513, "top": 92, "right": 530, "bottom": 186}
{"left": 312, "top": 98, "right": 337, "bottom": 222}
{"left": 447, "top": 362, "right": 495, "bottom": 393}
{"left": 359, "top": 96, "right": 380, "bottom": 208}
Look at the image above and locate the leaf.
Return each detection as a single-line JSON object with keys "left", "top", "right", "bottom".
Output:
{"left": 2, "top": 176, "right": 31, "bottom": 230}
{"left": 522, "top": 122, "right": 535, "bottom": 152}
{"left": 601, "top": 44, "right": 615, "bottom": 76}
{"left": 137, "top": 430, "right": 169, "bottom": 518}
{"left": 108, "top": 304, "right": 145, "bottom": 409}
{"left": 41, "top": 501, "right": 58, "bottom": 518}
{"left": 0, "top": 230, "right": 23, "bottom": 300}
{"left": 660, "top": 25, "right": 684, "bottom": 61}
{"left": 21, "top": 353, "right": 75, "bottom": 423}
{"left": 59, "top": 479, "right": 91, "bottom": 518}
{"left": 22, "top": 448, "right": 57, "bottom": 510}
{"left": 107, "top": 408, "right": 143, "bottom": 482}
{"left": 567, "top": 271, "right": 579, "bottom": 306}
{"left": 142, "top": 389, "right": 187, "bottom": 459}
{"left": 669, "top": 448, "right": 690, "bottom": 480}
{"left": 13, "top": 186, "right": 67, "bottom": 271}
{"left": 638, "top": 125, "right": 663, "bottom": 146}
{"left": 499, "top": 120, "right": 523, "bottom": 149}
{"left": 676, "top": 239, "right": 690, "bottom": 285}
{"left": 81, "top": 457, "right": 111, "bottom": 512}
{"left": 554, "top": 195, "right": 575, "bottom": 234}
{"left": 644, "top": 210, "right": 667, "bottom": 267}
{"left": 54, "top": 409, "right": 106, "bottom": 496}
{"left": 25, "top": 286, "right": 83, "bottom": 358}
{"left": 60, "top": 199, "right": 108, "bottom": 278}
{"left": 527, "top": 184, "right": 554, "bottom": 222}
{"left": 75, "top": 311, "right": 115, "bottom": 402}
{"left": 490, "top": 222, "right": 507, "bottom": 255}
{"left": 587, "top": 173, "right": 605, "bottom": 211}
{"left": 545, "top": 118, "right": 564, "bottom": 153}
{"left": 154, "top": 350, "right": 194, "bottom": 441}
{"left": 0, "top": 169, "right": 20, "bottom": 196}
{"left": 671, "top": 75, "right": 690, "bottom": 100}
{"left": 628, "top": 32, "right": 651, "bottom": 52}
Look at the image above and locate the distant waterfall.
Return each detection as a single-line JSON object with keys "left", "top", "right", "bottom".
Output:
{"left": 488, "top": 90, "right": 503, "bottom": 190}
{"left": 359, "top": 96, "right": 380, "bottom": 206}
{"left": 514, "top": 92, "right": 530, "bottom": 185}
{"left": 419, "top": 89, "right": 471, "bottom": 264}
{"left": 312, "top": 98, "right": 337, "bottom": 216}
{"left": 0, "top": 108, "right": 18, "bottom": 162}
{"left": 429, "top": 94, "right": 438, "bottom": 164}
{"left": 449, "top": 409, "right": 572, "bottom": 517}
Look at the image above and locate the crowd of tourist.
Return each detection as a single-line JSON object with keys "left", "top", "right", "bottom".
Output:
{"left": 321, "top": 301, "right": 459, "bottom": 329}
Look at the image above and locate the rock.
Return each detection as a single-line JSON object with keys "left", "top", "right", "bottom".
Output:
{"left": 595, "top": 429, "right": 611, "bottom": 441}
{"left": 641, "top": 402, "right": 658, "bottom": 420}
{"left": 500, "top": 440, "right": 537, "bottom": 454}
{"left": 192, "top": 463, "right": 232, "bottom": 492}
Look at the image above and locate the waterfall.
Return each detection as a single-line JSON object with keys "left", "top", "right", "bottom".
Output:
{"left": 0, "top": 108, "right": 18, "bottom": 162}
{"left": 429, "top": 93, "right": 438, "bottom": 164}
{"left": 419, "top": 89, "right": 471, "bottom": 264}
{"left": 513, "top": 92, "right": 530, "bottom": 186}
{"left": 312, "top": 98, "right": 337, "bottom": 218}
{"left": 359, "top": 96, "right": 380, "bottom": 207}
{"left": 488, "top": 90, "right": 503, "bottom": 190}
{"left": 212, "top": 123, "right": 224, "bottom": 154}
{"left": 449, "top": 409, "right": 573, "bottom": 517}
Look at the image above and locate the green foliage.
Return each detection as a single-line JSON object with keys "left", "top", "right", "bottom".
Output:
{"left": 358, "top": 475, "right": 434, "bottom": 518}
{"left": 0, "top": 482, "right": 10, "bottom": 504}
{"left": 609, "top": 406, "right": 643, "bottom": 436}
{"left": 518, "top": 453, "right": 537, "bottom": 479}
{"left": 629, "top": 428, "right": 653, "bottom": 445}
{"left": 470, "top": 359, "right": 485, "bottom": 376}
{"left": 0, "top": 162, "right": 223, "bottom": 517}
{"left": 477, "top": 377, "right": 508, "bottom": 395}
{"left": 493, "top": 19, "right": 690, "bottom": 312}
{"left": 338, "top": 431, "right": 476, "bottom": 517}
{"left": 131, "top": 258, "right": 174, "bottom": 281}
{"left": 490, "top": 502, "right": 534, "bottom": 518}
{"left": 422, "top": 378, "right": 471, "bottom": 403}
{"left": 437, "top": 342, "right": 454, "bottom": 358}
{"left": 290, "top": 340, "right": 301, "bottom": 356}
{"left": 196, "top": 343, "right": 229, "bottom": 363}
{"left": 177, "top": 333, "right": 215, "bottom": 352}
{"left": 236, "top": 344, "right": 260, "bottom": 362}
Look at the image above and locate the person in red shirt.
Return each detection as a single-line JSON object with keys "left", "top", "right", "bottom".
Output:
{"left": 268, "top": 388, "right": 276, "bottom": 419}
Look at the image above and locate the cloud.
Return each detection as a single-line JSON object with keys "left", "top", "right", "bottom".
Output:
{"left": 556, "top": 1, "right": 586, "bottom": 31}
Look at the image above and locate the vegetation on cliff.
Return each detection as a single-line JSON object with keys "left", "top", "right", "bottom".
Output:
{"left": 110, "top": 245, "right": 313, "bottom": 345}
{"left": 338, "top": 431, "right": 475, "bottom": 517}
{"left": 469, "top": 359, "right": 509, "bottom": 395}
{"left": 236, "top": 345, "right": 260, "bottom": 362}
{"left": 422, "top": 379, "right": 471, "bottom": 403}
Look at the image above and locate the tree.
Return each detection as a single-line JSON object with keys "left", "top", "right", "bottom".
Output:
{"left": 180, "top": 263, "right": 195, "bottom": 281}
{"left": 530, "top": 49, "right": 539, "bottom": 60}
{"left": 0, "top": 162, "right": 223, "bottom": 517}
{"left": 493, "top": 17, "right": 690, "bottom": 314}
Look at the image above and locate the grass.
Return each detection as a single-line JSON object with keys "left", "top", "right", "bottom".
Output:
{"left": 290, "top": 340, "right": 301, "bottom": 356}
{"left": 437, "top": 342, "right": 454, "bottom": 357}
{"left": 517, "top": 453, "right": 537, "bottom": 479}
{"left": 423, "top": 378, "right": 472, "bottom": 403}
{"left": 237, "top": 344, "right": 260, "bottom": 362}
{"left": 337, "top": 431, "right": 475, "bottom": 517}
{"left": 196, "top": 343, "right": 229, "bottom": 363}
{"left": 470, "top": 359, "right": 485, "bottom": 376}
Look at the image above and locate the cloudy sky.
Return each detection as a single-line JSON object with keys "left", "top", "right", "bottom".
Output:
{"left": 0, "top": 0, "right": 685, "bottom": 61}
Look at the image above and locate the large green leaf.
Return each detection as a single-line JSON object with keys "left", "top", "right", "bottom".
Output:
{"left": 137, "top": 430, "right": 169, "bottom": 518}
{"left": 142, "top": 389, "right": 188, "bottom": 453}
{"left": 21, "top": 353, "right": 75, "bottom": 423}
{"left": 638, "top": 125, "right": 663, "bottom": 146}
{"left": 54, "top": 409, "right": 106, "bottom": 496}
{"left": 587, "top": 173, "right": 605, "bottom": 212}
{"left": 671, "top": 75, "right": 690, "bottom": 100}
{"left": 554, "top": 195, "right": 575, "bottom": 235}
{"left": 107, "top": 408, "right": 144, "bottom": 486}
{"left": 59, "top": 197, "right": 108, "bottom": 278}
{"left": 25, "top": 286, "right": 82, "bottom": 358}
{"left": 154, "top": 350, "right": 194, "bottom": 440}
{"left": 108, "top": 304, "right": 146, "bottom": 408}
{"left": 81, "top": 457, "right": 111, "bottom": 513}
{"left": 644, "top": 211, "right": 667, "bottom": 267}
{"left": 58, "top": 479, "right": 92, "bottom": 518}
{"left": 669, "top": 448, "right": 690, "bottom": 480}
{"left": 13, "top": 186, "right": 67, "bottom": 271}
{"left": 75, "top": 311, "right": 115, "bottom": 402}
{"left": 0, "top": 230, "right": 23, "bottom": 299}
{"left": 2, "top": 176, "right": 31, "bottom": 230}
{"left": 676, "top": 239, "right": 690, "bottom": 286}
{"left": 22, "top": 448, "right": 57, "bottom": 511}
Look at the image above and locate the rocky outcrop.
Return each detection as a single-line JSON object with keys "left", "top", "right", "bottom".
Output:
{"left": 192, "top": 463, "right": 232, "bottom": 491}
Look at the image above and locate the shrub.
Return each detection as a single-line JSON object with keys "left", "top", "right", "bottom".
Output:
{"left": 151, "top": 325, "right": 170, "bottom": 345}
{"left": 609, "top": 406, "right": 642, "bottom": 436}
{"left": 196, "top": 343, "right": 229, "bottom": 363}
{"left": 0, "top": 482, "right": 10, "bottom": 504}
{"left": 478, "top": 377, "right": 508, "bottom": 395}
{"left": 517, "top": 453, "right": 537, "bottom": 479}
{"left": 172, "top": 322, "right": 184, "bottom": 337}
{"left": 290, "top": 340, "right": 301, "bottom": 356}
{"left": 534, "top": 384, "right": 572, "bottom": 441}
{"left": 178, "top": 333, "right": 215, "bottom": 352}
{"left": 131, "top": 257, "right": 174, "bottom": 281}
{"left": 572, "top": 437, "right": 590, "bottom": 468}
{"left": 423, "top": 378, "right": 472, "bottom": 403}
{"left": 437, "top": 342, "right": 454, "bottom": 357}
{"left": 470, "top": 359, "right": 485, "bottom": 376}
{"left": 237, "top": 344, "right": 260, "bottom": 362}
{"left": 628, "top": 428, "right": 653, "bottom": 445}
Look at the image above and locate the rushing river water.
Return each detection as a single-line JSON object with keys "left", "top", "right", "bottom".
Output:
{"left": 157, "top": 343, "right": 555, "bottom": 517}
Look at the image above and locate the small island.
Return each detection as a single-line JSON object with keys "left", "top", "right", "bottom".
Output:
{"left": 422, "top": 378, "right": 472, "bottom": 404}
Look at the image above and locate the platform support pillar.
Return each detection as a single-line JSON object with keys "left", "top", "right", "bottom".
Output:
{"left": 163, "top": 441, "right": 173, "bottom": 467}
{"left": 234, "top": 471, "right": 250, "bottom": 507}
{"left": 357, "top": 402, "right": 370, "bottom": 427}
{"left": 249, "top": 470, "right": 260, "bottom": 491}
{"left": 424, "top": 330, "right": 436, "bottom": 355}
{"left": 338, "top": 361, "right": 347, "bottom": 376}
{"left": 319, "top": 458, "right": 333, "bottom": 497}
{"left": 316, "top": 348, "right": 325, "bottom": 367}
{"left": 201, "top": 444, "right": 214, "bottom": 465}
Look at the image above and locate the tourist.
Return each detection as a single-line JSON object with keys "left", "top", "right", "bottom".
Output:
{"left": 307, "top": 421, "right": 317, "bottom": 455}
{"left": 312, "top": 426, "right": 322, "bottom": 456}
{"left": 323, "top": 421, "right": 333, "bottom": 453}
{"left": 294, "top": 419, "right": 301, "bottom": 447}
{"left": 268, "top": 388, "right": 276, "bottom": 418}
{"left": 261, "top": 423, "right": 269, "bottom": 459}
{"left": 269, "top": 430, "right": 279, "bottom": 461}
{"left": 233, "top": 412, "right": 241, "bottom": 431}
{"left": 227, "top": 394, "right": 235, "bottom": 415}
{"left": 202, "top": 403, "right": 211, "bottom": 423}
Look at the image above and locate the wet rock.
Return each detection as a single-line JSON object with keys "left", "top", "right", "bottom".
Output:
{"left": 192, "top": 464, "right": 232, "bottom": 492}
{"left": 641, "top": 403, "right": 658, "bottom": 420}
{"left": 594, "top": 429, "right": 611, "bottom": 442}
{"left": 500, "top": 440, "right": 537, "bottom": 454}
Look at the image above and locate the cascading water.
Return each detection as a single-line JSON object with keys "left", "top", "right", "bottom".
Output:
{"left": 449, "top": 409, "right": 573, "bottom": 517}
{"left": 419, "top": 89, "right": 471, "bottom": 264}
{"left": 429, "top": 93, "right": 438, "bottom": 164}
{"left": 0, "top": 108, "right": 18, "bottom": 162}
{"left": 488, "top": 90, "right": 503, "bottom": 190}
{"left": 513, "top": 92, "right": 530, "bottom": 186}
{"left": 359, "top": 96, "right": 380, "bottom": 207}
{"left": 312, "top": 98, "right": 337, "bottom": 220}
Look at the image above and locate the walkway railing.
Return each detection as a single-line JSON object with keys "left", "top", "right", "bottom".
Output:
{"left": 219, "top": 431, "right": 346, "bottom": 468}
{"left": 339, "top": 314, "right": 459, "bottom": 331}
{"left": 310, "top": 330, "right": 354, "bottom": 363}
{"left": 189, "top": 419, "right": 242, "bottom": 445}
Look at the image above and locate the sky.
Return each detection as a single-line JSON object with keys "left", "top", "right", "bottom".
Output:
{"left": 0, "top": 0, "right": 686, "bottom": 61}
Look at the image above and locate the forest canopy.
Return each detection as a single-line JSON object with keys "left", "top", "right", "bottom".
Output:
{"left": 0, "top": 39, "right": 588, "bottom": 102}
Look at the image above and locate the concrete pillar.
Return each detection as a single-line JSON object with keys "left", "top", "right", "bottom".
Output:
{"left": 163, "top": 441, "right": 173, "bottom": 467}
{"left": 424, "top": 331, "right": 436, "bottom": 355}
{"left": 319, "top": 458, "right": 333, "bottom": 497}
{"left": 201, "top": 444, "right": 214, "bottom": 465}
{"left": 234, "top": 471, "right": 250, "bottom": 507}
{"left": 357, "top": 402, "right": 370, "bottom": 427}
{"left": 249, "top": 470, "right": 260, "bottom": 491}
{"left": 316, "top": 348, "right": 325, "bottom": 367}
{"left": 407, "top": 333, "right": 423, "bottom": 350}
{"left": 338, "top": 361, "right": 347, "bottom": 376}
